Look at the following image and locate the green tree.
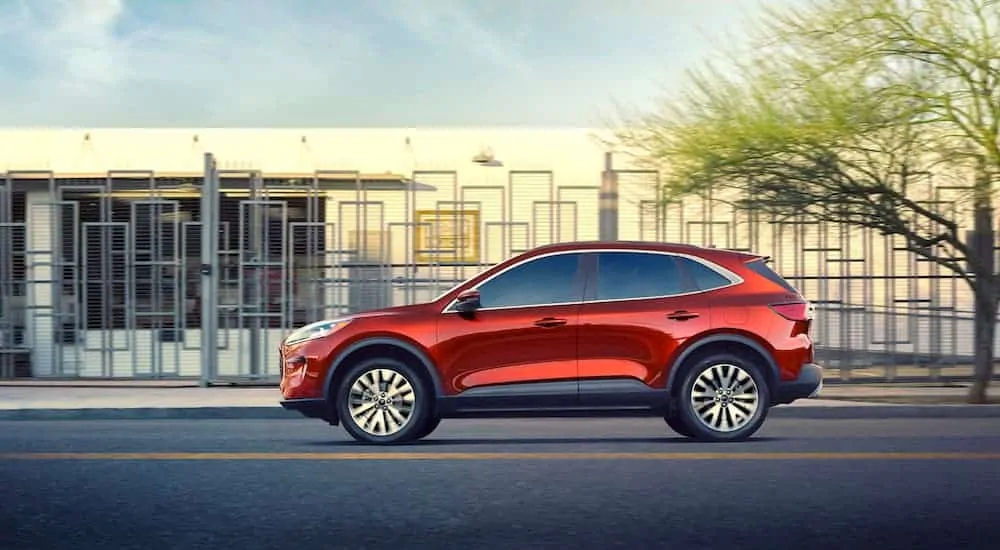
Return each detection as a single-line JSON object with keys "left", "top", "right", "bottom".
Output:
{"left": 613, "top": 0, "right": 1000, "bottom": 403}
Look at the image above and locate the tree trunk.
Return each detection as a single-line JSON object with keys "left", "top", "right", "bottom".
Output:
{"left": 968, "top": 171, "right": 996, "bottom": 403}
{"left": 969, "top": 282, "right": 997, "bottom": 404}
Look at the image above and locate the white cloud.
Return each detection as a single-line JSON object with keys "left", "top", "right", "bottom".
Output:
{"left": 0, "top": 0, "right": 803, "bottom": 127}
{"left": 0, "top": 0, "right": 377, "bottom": 125}
{"left": 374, "top": 0, "right": 533, "bottom": 74}
{"left": 37, "top": 0, "right": 126, "bottom": 92}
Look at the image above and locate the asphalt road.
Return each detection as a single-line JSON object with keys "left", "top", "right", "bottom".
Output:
{"left": 1, "top": 417, "right": 998, "bottom": 550}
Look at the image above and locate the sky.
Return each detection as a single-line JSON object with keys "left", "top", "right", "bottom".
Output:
{"left": 0, "top": 0, "right": 792, "bottom": 127}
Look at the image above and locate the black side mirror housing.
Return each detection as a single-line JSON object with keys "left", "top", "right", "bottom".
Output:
{"left": 454, "top": 290, "right": 481, "bottom": 313}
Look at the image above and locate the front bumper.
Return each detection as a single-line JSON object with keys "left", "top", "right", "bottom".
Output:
{"left": 774, "top": 363, "right": 824, "bottom": 404}
{"left": 278, "top": 345, "right": 325, "bottom": 401}
{"left": 279, "top": 398, "right": 337, "bottom": 424}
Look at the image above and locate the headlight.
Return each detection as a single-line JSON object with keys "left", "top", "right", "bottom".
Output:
{"left": 283, "top": 318, "right": 351, "bottom": 346}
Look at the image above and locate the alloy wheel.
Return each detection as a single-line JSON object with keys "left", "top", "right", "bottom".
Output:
{"left": 347, "top": 367, "right": 416, "bottom": 436}
{"left": 689, "top": 363, "right": 760, "bottom": 433}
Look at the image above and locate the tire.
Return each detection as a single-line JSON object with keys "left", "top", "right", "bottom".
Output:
{"left": 664, "top": 414, "right": 694, "bottom": 437}
{"left": 413, "top": 416, "right": 442, "bottom": 440}
{"left": 335, "top": 357, "right": 434, "bottom": 445}
{"left": 674, "top": 352, "right": 771, "bottom": 442}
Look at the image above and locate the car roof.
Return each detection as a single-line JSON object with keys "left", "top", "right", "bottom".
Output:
{"left": 524, "top": 240, "right": 763, "bottom": 261}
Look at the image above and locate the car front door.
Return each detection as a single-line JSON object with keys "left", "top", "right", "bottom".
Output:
{"left": 434, "top": 252, "right": 586, "bottom": 410}
{"left": 576, "top": 250, "right": 714, "bottom": 407}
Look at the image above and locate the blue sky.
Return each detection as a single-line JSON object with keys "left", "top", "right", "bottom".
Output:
{"left": 0, "top": 0, "right": 790, "bottom": 127}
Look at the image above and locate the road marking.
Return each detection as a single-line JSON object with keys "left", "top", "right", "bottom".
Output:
{"left": 0, "top": 452, "right": 998, "bottom": 461}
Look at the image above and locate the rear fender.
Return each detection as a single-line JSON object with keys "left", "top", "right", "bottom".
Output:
{"left": 665, "top": 333, "right": 780, "bottom": 392}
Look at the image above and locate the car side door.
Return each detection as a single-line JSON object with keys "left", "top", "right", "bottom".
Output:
{"left": 433, "top": 252, "right": 586, "bottom": 410}
{"left": 576, "top": 251, "right": 714, "bottom": 407}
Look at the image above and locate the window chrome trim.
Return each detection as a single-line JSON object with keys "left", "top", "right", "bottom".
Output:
{"left": 439, "top": 247, "right": 744, "bottom": 314}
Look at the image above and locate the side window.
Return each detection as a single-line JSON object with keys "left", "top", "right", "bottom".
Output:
{"left": 593, "top": 252, "right": 689, "bottom": 301}
{"left": 474, "top": 253, "right": 583, "bottom": 308}
{"left": 676, "top": 257, "right": 734, "bottom": 291}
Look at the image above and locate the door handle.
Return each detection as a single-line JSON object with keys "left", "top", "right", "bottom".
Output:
{"left": 666, "top": 310, "right": 700, "bottom": 321}
{"left": 534, "top": 317, "right": 568, "bottom": 328}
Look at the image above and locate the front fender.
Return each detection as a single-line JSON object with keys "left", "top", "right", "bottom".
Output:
{"left": 321, "top": 336, "right": 445, "bottom": 400}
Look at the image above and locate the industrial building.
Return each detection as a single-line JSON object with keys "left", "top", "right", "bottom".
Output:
{"left": 0, "top": 128, "right": 981, "bottom": 383}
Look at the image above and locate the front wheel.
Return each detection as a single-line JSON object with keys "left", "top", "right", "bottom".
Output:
{"left": 413, "top": 416, "right": 441, "bottom": 440}
{"left": 336, "top": 358, "right": 434, "bottom": 445}
{"left": 675, "top": 353, "right": 770, "bottom": 442}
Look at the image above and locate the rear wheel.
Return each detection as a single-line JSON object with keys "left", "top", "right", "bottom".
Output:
{"left": 675, "top": 352, "right": 770, "bottom": 442}
{"left": 336, "top": 358, "right": 434, "bottom": 445}
{"left": 664, "top": 414, "right": 694, "bottom": 437}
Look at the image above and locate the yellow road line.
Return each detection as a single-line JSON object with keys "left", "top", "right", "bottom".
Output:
{"left": 0, "top": 452, "right": 998, "bottom": 461}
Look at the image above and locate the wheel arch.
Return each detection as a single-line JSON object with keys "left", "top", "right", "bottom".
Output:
{"left": 666, "top": 333, "right": 780, "bottom": 397}
{"left": 322, "top": 337, "right": 445, "bottom": 402}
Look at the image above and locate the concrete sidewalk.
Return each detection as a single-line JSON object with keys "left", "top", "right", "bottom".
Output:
{"left": 0, "top": 382, "right": 998, "bottom": 420}
{"left": 0, "top": 386, "right": 288, "bottom": 420}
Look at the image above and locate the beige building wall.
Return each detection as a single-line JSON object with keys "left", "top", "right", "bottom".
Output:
{"left": 0, "top": 127, "right": 611, "bottom": 174}
{"left": 0, "top": 127, "right": 667, "bottom": 258}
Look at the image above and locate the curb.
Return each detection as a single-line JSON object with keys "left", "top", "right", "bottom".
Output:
{"left": 0, "top": 407, "right": 302, "bottom": 421}
{"left": 1, "top": 404, "right": 1000, "bottom": 421}
{"left": 769, "top": 404, "right": 1000, "bottom": 419}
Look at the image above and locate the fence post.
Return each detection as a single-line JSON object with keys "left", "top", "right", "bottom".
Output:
{"left": 199, "top": 153, "right": 220, "bottom": 387}
{"left": 599, "top": 152, "right": 618, "bottom": 241}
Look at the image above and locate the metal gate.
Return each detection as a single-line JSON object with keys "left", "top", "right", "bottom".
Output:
{"left": 3, "top": 171, "right": 208, "bottom": 378}
{"left": 195, "top": 156, "right": 600, "bottom": 383}
{"left": 0, "top": 176, "right": 28, "bottom": 378}
{"left": 199, "top": 159, "right": 337, "bottom": 382}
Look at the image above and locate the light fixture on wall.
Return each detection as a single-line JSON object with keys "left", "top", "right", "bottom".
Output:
{"left": 472, "top": 146, "right": 503, "bottom": 167}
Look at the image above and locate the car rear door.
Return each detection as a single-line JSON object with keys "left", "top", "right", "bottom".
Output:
{"left": 576, "top": 250, "right": 714, "bottom": 407}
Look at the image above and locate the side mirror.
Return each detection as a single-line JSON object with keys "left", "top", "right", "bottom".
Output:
{"left": 454, "top": 289, "right": 481, "bottom": 313}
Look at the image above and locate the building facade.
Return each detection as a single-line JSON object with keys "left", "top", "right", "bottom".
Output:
{"left": 0, "top": 128, "right": 986, "bottom": 383}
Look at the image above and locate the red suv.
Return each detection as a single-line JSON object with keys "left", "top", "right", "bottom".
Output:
{"left": 279, "top": 241, "right": 822, "bottom": 444}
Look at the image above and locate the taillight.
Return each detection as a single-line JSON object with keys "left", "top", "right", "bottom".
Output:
{"left": 770, "top": 301, "right": 813, "bottom": 322}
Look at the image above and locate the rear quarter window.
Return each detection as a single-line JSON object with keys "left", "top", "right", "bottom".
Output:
{"left": 676, "top": 257, "right": 734, "bottom": 291}
{"left": 746, "top": 259, "right": 799, "bottom": 293}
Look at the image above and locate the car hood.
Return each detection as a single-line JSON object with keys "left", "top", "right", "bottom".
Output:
{"left": 347, "top": 302, "right": 433, "bottom": 320}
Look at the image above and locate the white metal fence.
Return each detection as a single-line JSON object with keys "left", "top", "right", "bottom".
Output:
{"left": 0, "top": 153, "right": 991, "bottom": 383}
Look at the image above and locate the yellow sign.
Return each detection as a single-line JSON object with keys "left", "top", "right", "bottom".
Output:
{"left": 414, "top": 209, "right": 481, "bottom": 264}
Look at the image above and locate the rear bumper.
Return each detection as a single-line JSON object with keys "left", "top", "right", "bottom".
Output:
{"left": 279, "top": 398, "right": 337, "bottom": 424}
{"left": 774, "top": 363, "right": 824, "bottom": 404}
